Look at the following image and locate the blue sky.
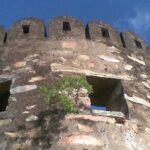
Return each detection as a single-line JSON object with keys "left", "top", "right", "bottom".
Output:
{"left": 0, "top": 0, "right": 150, "bottom": 44}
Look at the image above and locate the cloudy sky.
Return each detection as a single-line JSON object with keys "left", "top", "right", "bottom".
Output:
{"left": 0, "top": 0, "right": 150, "bottom": 44}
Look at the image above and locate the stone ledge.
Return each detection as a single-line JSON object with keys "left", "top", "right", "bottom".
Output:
{"left": 51, "top": 63, "right": 133, "bottom": 81}
{"left": 91, "top": 109, "right": 125, "bottom": 124}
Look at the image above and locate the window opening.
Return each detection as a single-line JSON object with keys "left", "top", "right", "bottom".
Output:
{"left": 63, "top": 22, "right": 71, "bottom": 31}
{"left": 101, "top": 28, "right": 110, "bottom": 38}
{"left": 22, "top": 25, "right": 30, "bottom": 34}
{"left": 134, "top": 40, "right": 143, "bottom": 49}
{"left": 86, "top": 76, "right": 129, "bottom": 117}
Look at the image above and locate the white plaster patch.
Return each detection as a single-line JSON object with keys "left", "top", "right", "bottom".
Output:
{"left": 147, "top": 95, "right": 150, "bottom": 100}
{"left": 124, "top": 65, "right": 133, "bottom": 71}
{"left": 26, "top": 105, "right": 37, "bottom": 110}
{"left": 98, "top": 55, "right": 120, "bottom": 63}
{"left": 3, "top": 66, "right": 11, "bottom": 71}
{"left": 142, "top": 81, "right": 150, "bottom": 89}
{"left": 22, "top": 111, "right": 29, "bottom": 114}
{"left": 28, "top": 76, "right": 46, "bottom": 83}
{"left": 10, "top": 85, "right": 37, "bottom": 94}
{"left": 26, "top": 115, "right": 38, "bottom": 122}
{"left": 140, "top": 74, "right": 147, "bottom": 79}
{"left": 127, "top": 56, "right": 145, "bottom": 65}
{"left": 124, "top": 94, "right": 150, "bottom": 107}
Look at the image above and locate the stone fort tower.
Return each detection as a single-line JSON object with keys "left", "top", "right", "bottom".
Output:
{"left": 0, "top": 16, "right": 150, "bottom": 150}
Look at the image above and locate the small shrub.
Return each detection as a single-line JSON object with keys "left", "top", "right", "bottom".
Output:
{"left": 40, "top": 74, "right": 93, "bottom": 113}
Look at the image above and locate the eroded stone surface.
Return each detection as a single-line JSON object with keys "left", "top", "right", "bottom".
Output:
{"left": 10, "top": 85, "right": 37, "bottom": 94}
{"left": 0, "top": 119, "right": 12, "bottom": 126}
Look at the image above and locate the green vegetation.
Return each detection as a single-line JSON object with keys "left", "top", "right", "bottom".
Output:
{"left": 40, "top": 75, "right": 93, "bottom": 113}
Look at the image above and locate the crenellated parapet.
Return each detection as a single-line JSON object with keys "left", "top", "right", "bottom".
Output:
{"left": 120, "top": 31, "right": 148, "bottom": 51}
{"left": 86, "top": 21, "right": 122, "bottom": 47}
{"left": 0, "top": 26, "right": 5, "bottom": 44}
{"left": 7, "top": 17, "right": 45, "bottom": 42}
{"left": 0, "top": 16, "right": 149, "bottom": 52}
{"left": 48, "top": 16, "right": 85, "bottom": 39}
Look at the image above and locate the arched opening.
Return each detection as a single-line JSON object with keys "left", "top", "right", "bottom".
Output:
{"left": 22, "top": 25, "right": 30, "bottom": 34}
{"left": 101, "top": 28, "right": 110, "bottom": 38}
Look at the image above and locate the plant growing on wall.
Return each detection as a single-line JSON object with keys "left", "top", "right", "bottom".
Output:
{"left": 40, "top": 74, "right": 93, "bottom": 113}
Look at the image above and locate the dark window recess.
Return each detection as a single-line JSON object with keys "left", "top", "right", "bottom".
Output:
{"left": 101, "top": 28, "right": 110, "bottom": 38}
{"left": 22, "top": 25, "right": 30, "bottom": 34}
{"left": 0, "top": 80, "right": 11, "bottom": 112}
{"left": 3, "top": 33, "right": 7, "bottom": 44}
{"left": 134, "top": 40, "right": 143, "bottom": 49}
{"left": 86, "top": 76, "right": 129, "bottom": 118}
{"left": 85, "top": 24, "right": 91, "bottom": 39}
{"left": 120, "top": 33, "right": 126, "bottom": 48}
{"left": 44, "top": 27, "right": 47, "bottom": 37}
{"left": 63, "top": 22, "right": 71, "bottom": 31}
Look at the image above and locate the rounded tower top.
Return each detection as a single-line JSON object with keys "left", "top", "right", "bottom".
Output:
{"left": 48, "top": 16, "right": 85, "bottom": 40}
{"left": 7, "top": 17, "right": 45, "bottom": 42}
{"left": 86, "top": 20, "right": 122, "bottom": 47}
{"left": 121, "top": 31, "right": 148, "bottom": 51}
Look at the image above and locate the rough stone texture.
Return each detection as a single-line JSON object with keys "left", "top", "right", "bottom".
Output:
{"left": 48, "top": 16, "right": 85, "bottom": 39}
{"left": 0, "top": 16, "right": 150, "bottom": 149}
{"left": 7, "top": 17, "right": 45, "bottom": 42}
{"left": 0, "top": 26, "right": 5, "bottom": 45}
{"left": 86, "top": 21, "right": 122, "bottom": 47}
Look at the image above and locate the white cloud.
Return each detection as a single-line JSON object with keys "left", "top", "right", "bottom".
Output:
{"left": 128, "top": 7, "right": 150, "bottom": 39}
{"left": 114, "top": 7, "right": 150, "bottom": 43}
